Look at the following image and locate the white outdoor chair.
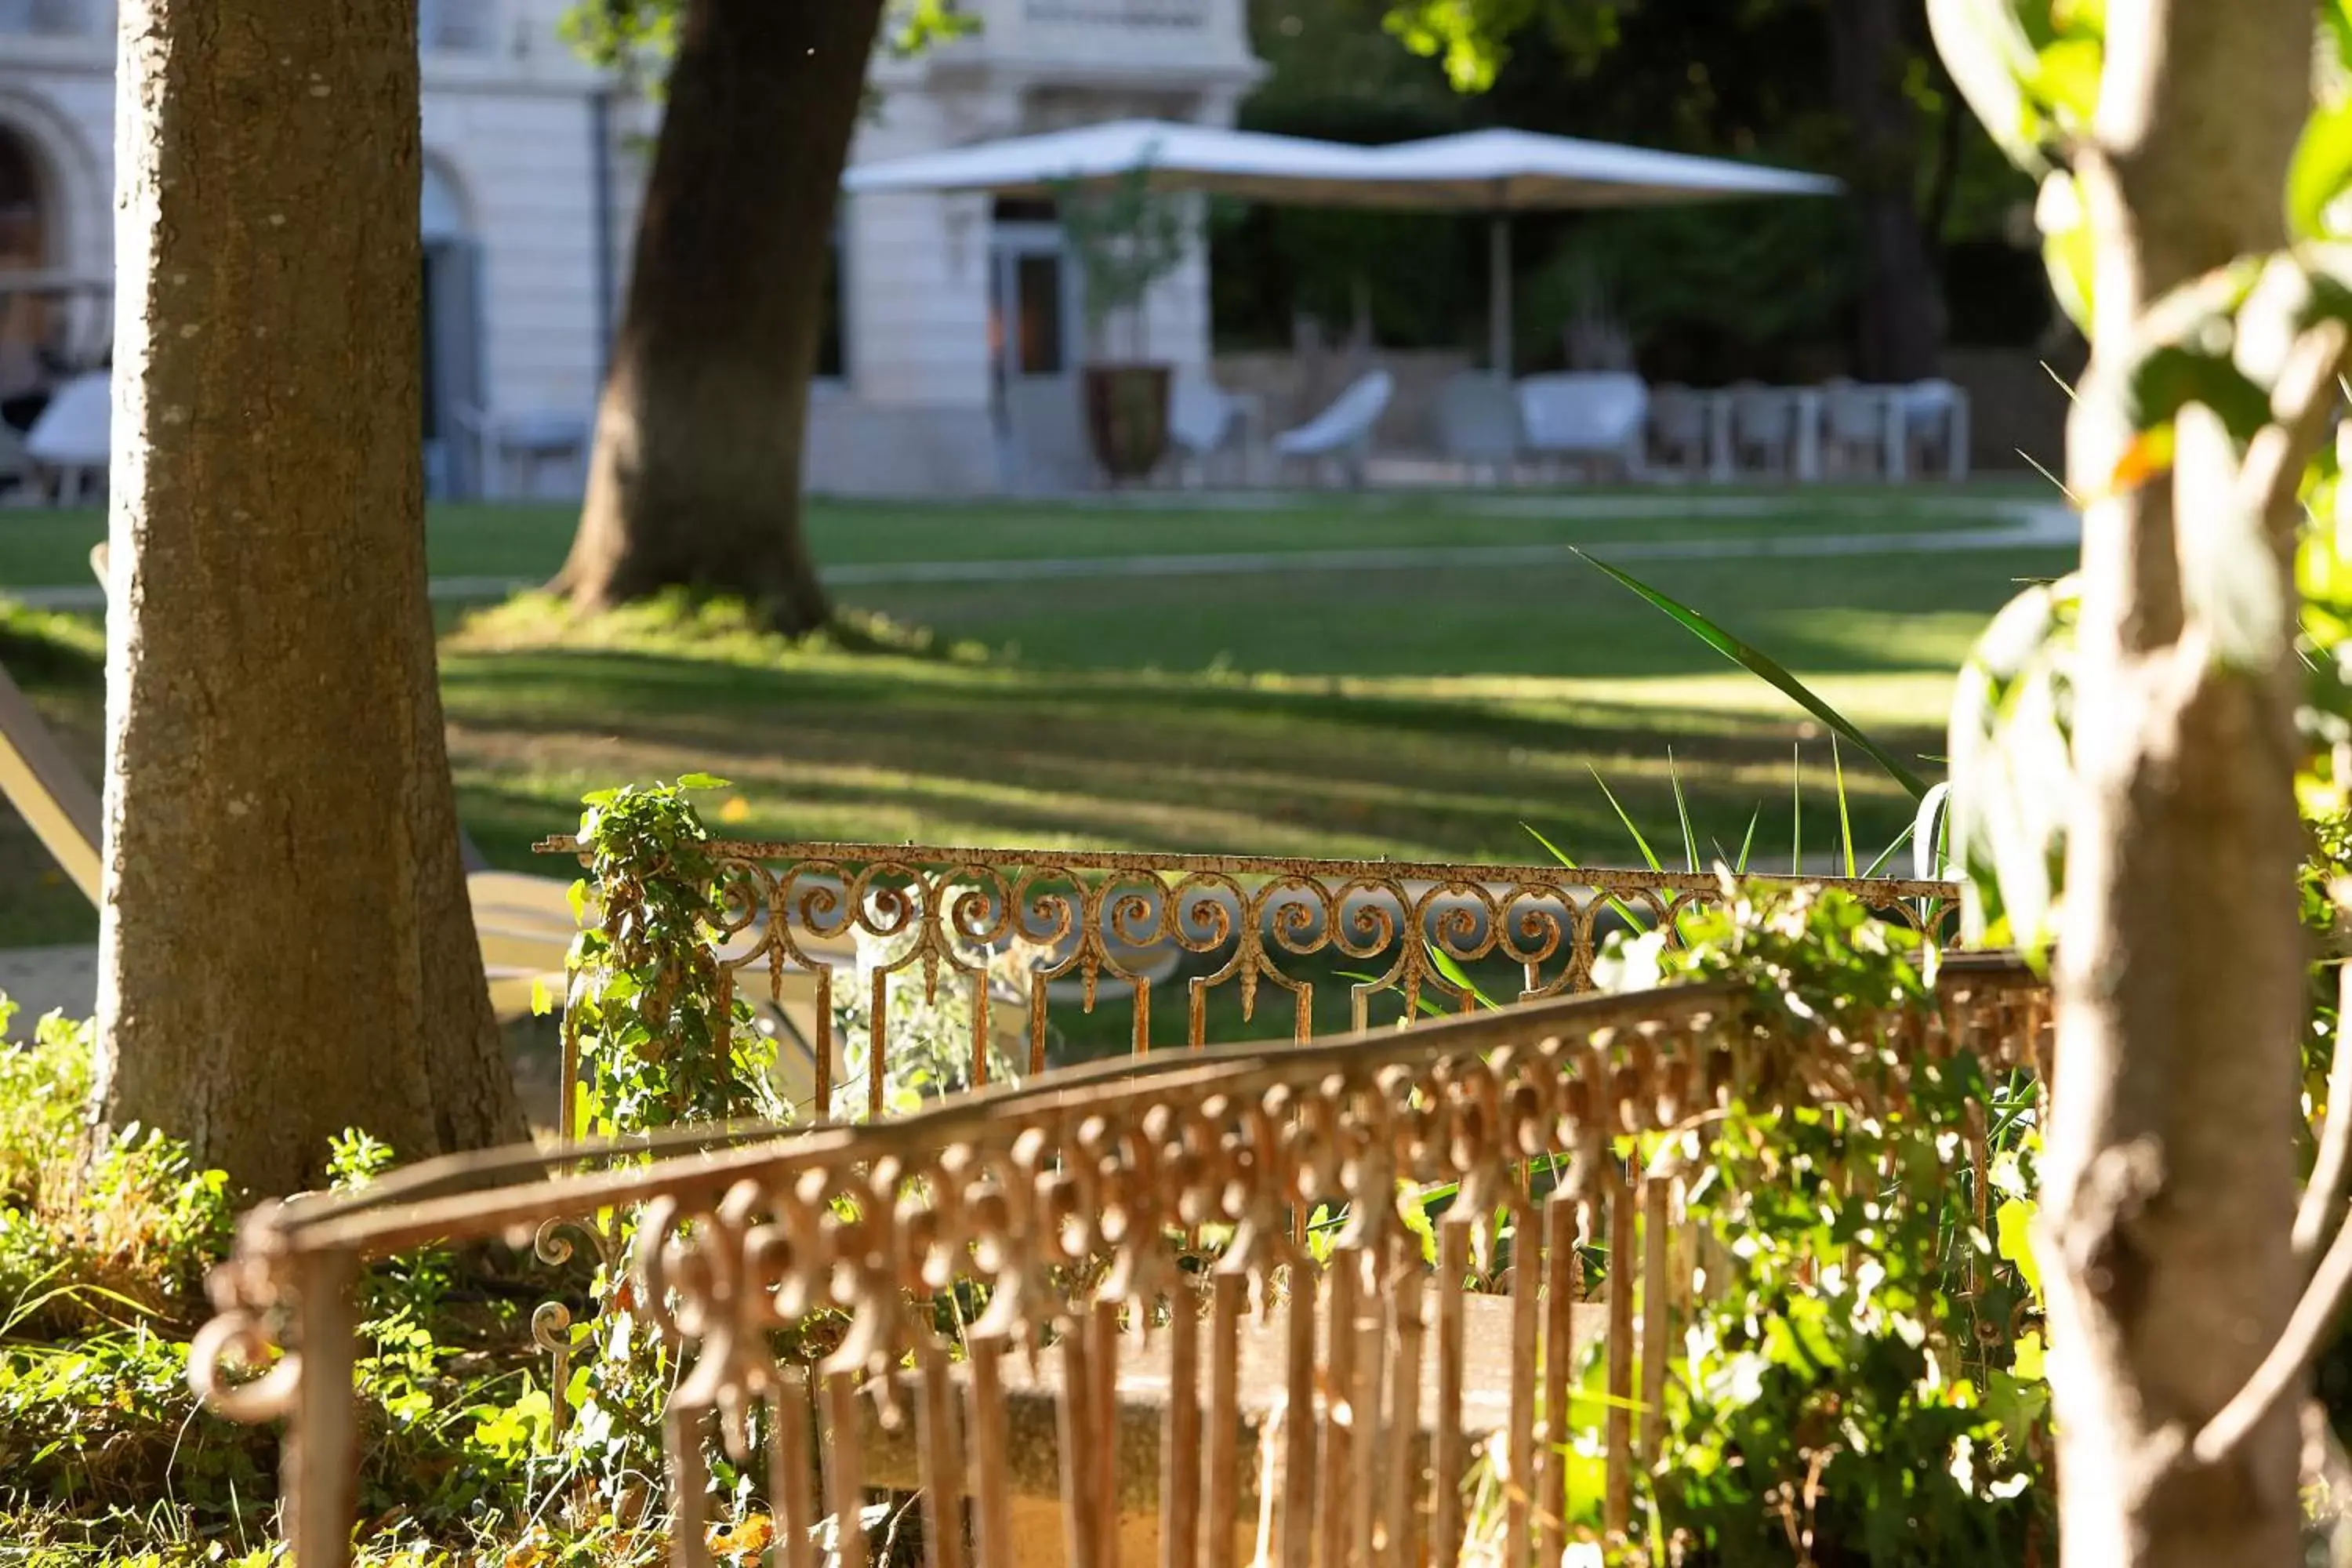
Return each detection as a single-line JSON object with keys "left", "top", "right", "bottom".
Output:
{"left": 449, "top": 405, "right": 593, "bottom": 500}
{"left": 1646, "top": 384, "right": 1710, "bottom": 478}
{"left": 1729, "top": 383, "right": 1798, "bottom": 477}
{"left": 1272, "top": 369, "right": 1394, "bottom": 488}
{"left": 492, "top": 410, "right": 592, "bottom": 499}
{"left": 1167, "top": 372, "right": 1249, "bottom": 488}
{"left": 1517, "top": 372, "right": 1648, "bottom": 483}
{"left": 1896, "top": 379, "right": 1971, "bottom": 481}
{"left": 1433, "top": 372, "right": 1525, "bottom": 485}
{"left": 24, "top": 371, "right": 107, "bottom": 504}
{"left": 1821, "top": 380, "right": 1892, "bottom": 478}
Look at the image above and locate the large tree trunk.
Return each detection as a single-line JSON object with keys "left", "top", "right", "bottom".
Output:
{"left": 2042, "top": 2, "right": 2314, "bottom": 1563}
{"left": 554, "top": 0, "right": 885, "bottom": 634}
{"left": 98, "top": 0, "right": 524, "bottom": 1196}
{"left": 1824, "top": 0, "right": 1942, "bottom": 381}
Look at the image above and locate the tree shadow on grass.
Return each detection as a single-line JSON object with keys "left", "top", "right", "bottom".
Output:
{"left": 444, "top": 641, "right": 1926, "bottom": 875}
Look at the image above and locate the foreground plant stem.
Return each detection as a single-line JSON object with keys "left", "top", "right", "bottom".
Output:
{"left": 2038, "top": 2, "right": 2314, "bottom": 1563}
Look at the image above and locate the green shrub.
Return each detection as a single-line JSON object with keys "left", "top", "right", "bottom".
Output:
{"left": 564, "top": 776, "right": 786, "bottom": 1135}
{"left": 1582, "top": 882, "right": 2050, "bottom": 1563}
{"left": 0, "top": 601, "right": 104, "bottom": 687}
{"left": 0, "top": 1000, "right": 93, "bottom": 1206}
{"left": 0, "top": 1002, "right": 234, "bottom": 1336}
{"left": 0, "top": 1326, "right": 271, "bottom": 1523}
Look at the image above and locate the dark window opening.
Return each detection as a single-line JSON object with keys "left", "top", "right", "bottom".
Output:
{"left": 817, "top": 227, "right": 846, "bottom": 379}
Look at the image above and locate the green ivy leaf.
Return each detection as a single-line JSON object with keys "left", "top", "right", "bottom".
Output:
{"left": 1926, "top": 0, "right": 2054, "bottom": 175}
{"left": 1994, "top": 1196, "right": 2042, "bottom": 1302}
{"left": 2292, "top": 99, "right": 2352, "bottom": 240}
{"left": 2123, "top": 343, "right": 2272, "bottom": 443}
{"left": 2027, "top": 36, "right": 2102, "bottom": 128}
{"left": 2038, "top": 171, "right": 2096, "bottom": 331}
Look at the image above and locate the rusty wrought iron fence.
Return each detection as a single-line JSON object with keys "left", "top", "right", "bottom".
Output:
{"left": 191, "top": 956, "right": 2044, "bottom": 1568}
{"left": 527, "top": 838, "right": 1969, "bottom": 1450}
{"left": 539, "top": 836, "right": 1961, "bottom": 1131}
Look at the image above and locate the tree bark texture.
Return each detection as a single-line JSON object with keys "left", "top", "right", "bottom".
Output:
{"left": 1824, "top": 0, "right": 1943, "bottom": 381}
{"left": 556, "top": 0, "right": 885, "bottom": 634}
{"left": 2044, "top": 2, "right": 2316, "bottom": 1563}
{"left": 98, "top": 0, "right": 524, "bottom": 1195}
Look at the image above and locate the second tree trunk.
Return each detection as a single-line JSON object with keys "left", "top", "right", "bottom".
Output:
{"left": 556, "top": 0, "right": 885, "bottom": 633}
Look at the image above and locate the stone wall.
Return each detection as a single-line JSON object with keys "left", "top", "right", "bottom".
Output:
{"left": 1943, "top": 340, "right": 2084, "bottom": 477}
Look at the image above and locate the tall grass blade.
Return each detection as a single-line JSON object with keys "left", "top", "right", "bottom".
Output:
{"left": 1791, "top": 745, "right": 1802, "bottom": 876}
{"left": 1862, "top": 821, "right": 1915, "bottom": 879}
{"left": 1425, "top": 941, "right": 1501, "bottom": 1011}
{"left": 1588, "top": 767, "right": 1665, "bottom": 874}
{"left": 1520, "top": 822, "right": 1650, "bottom": 932}
{"left": 1523, "top": 822, "right": 1577, "bottom": 869}
{"left": 1575, "top": 550, "right": 1929, "bottom": 800}
{"left": 1668, "top": 749, "right": 1700, "bottom": 873}
{"left": 1833, "top": 735, "right": 1857, "bottom": 880}
{"left": 1912, "top": 781, "right": 1954, "bottom": 881}
{"left": 2016, "top": 445, "right": 2081, "bottom": 506}
{"left": 1337, "top": 970, "right": 1449, "bottom": 1020}
{"left": 1737, "top": 805, "right": 1760, "bottom": 875}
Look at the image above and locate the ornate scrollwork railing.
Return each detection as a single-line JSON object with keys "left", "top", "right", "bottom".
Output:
{"left": 192, "top": 956, "right": 2044, "bottom": 1568}
{"left": 537, "top": 835, "right": 1959, "bottom": 1128}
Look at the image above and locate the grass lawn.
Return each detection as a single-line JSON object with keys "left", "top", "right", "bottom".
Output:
{"left": 0, "top": 486, "right": 2073, "bottom": 954}
{"left": 0, "top": 482, "right": 2045, "bottom": 587}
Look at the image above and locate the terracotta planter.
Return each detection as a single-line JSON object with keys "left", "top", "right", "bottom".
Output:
{"left": 1081, "top": 362, "right": 1171, "bottom": 482}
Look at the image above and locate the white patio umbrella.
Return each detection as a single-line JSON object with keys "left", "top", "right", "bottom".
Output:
{"left": 841, "top": 118, "right": 1388, "bottom": 205}
{"left": 843, "top": 120, "right": 1841, "bottom": 373}
{"left": 1347, "top": 130, "right": 1843, "bottom": 373}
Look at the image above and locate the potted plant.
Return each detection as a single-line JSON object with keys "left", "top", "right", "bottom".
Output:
{"left": 1054, "top": 162, "right": 1189, "bottom": 483}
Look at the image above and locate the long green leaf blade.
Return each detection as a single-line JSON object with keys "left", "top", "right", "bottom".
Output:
{"left": 1588, "top": 767, "right": 1665, "bottom": 874}
{"left": 1736, "top": 805, "right": 1760, "bottom": 875}
{"left": 1576, "top": 550, "right": 1929, "bottom": 800}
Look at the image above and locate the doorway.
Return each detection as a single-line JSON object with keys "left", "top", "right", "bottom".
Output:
{"left": 988, "top": 212, "right": 1083, "bottom": 492}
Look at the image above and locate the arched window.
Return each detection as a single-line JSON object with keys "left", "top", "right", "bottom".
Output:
{"left": 0, "top": 124, "right": 55, "bottom": 418}
{"left": 0, "top": 125, "right": 45, "bottom": 271}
